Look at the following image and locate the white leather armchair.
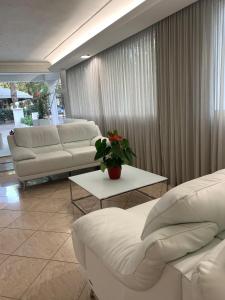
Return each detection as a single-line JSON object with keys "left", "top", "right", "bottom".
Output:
{"left": 72, "top": 169, "right": 225, "bottom": 300}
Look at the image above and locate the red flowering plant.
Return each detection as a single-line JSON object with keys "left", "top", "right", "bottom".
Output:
{"left": 94, "top": 130, "right": 136, "bottom": 172}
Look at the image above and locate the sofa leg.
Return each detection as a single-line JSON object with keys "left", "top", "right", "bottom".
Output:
{"left": 21, "top": 181, "right": 26, "bottom": 191}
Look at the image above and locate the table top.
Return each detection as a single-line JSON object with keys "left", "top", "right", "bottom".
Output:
{"left": 69, "top": 165, "right": 167, "bottom": 200}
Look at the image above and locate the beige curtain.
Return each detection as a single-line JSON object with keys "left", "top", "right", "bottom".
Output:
{"left": 65, "top": 0, "right": 225, "bottom": 185}
{"left": 156, "top": 0, "right": 225, "bottom": 184}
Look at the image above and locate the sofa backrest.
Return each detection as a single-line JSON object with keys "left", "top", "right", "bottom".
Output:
{"left": 57, "top": 123, "right": 99, "bottom": 147}
{"left": 141, "top": 169, "right": 225, "bottom": 239}
{"left": 14, "top": 126, "right": 61, "bottom": 149}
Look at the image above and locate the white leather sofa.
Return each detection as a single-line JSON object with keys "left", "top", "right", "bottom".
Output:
{"left": 72, "top": 169, "right": 225, "bottom": 300}
{"left": 8, "top": 122, "right": 103, "bottom": 185}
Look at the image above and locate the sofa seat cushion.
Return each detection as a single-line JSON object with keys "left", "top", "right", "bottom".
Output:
{"left": 14, "top": 150, "right": 72, "bottom": 177}
{"left": 142, "top": 169, "right": 225, "bottom": 239}
{"left": 66, "top": 146, "right": 97, "bottom": 167}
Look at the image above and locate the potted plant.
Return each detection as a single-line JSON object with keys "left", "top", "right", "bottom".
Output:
{"left": 94, "top": 130, "right": 136, "bottom": 179}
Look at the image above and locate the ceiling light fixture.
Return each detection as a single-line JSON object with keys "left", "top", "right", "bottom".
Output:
{"left": 81, "top": 55, "right": 91, "bottom": 59}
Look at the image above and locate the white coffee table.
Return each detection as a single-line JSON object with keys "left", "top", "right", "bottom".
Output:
{"left": 69, "top": 165, "right": 168, "bottom": 214}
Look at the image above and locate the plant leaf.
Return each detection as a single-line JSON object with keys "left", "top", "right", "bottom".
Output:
{"left": 100, "top": 162, "right": 107, "bottom": 172}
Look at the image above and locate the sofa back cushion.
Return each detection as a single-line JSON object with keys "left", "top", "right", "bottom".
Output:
{"left": 14, "top": 126, "right": 61, "bottom": 148}
{"left": 142, "top": 170, "right": 225, "bottom": 239}
{"left": 57, "top": 123, "right": 99, "bottom": 144}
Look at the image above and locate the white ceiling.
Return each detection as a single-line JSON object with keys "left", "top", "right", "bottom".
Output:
{"left": 0, "top": 0, "right": 109, "bottom": 61}
{"left": 0, "top": 0, "right": 198, "bottom": 72}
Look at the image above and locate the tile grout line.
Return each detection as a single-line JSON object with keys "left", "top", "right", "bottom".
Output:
{"left": 0, "top": 252, "right": 10, "bottom": 267}
{"left": 3, "top": 208, "right": 73, "bottom": 231}
{"left": 0, "top": 294, "right": 18, "bottom": 300}
{"left": 0, "top": 253, "right": 79, "bottom": 264}
{"left": 0, "top": 207, "right": 74, "bottom": 214}
{"left": 51, "top": 233, "right": 75, "bottom": 262}
{"left": 9, "top": 229, "right": 37, "bottom": 256}
{"left": 3, "top": 226, "right": 72, "bottom": 234}
{"left": 0, "top": 210, "right": 24, "bottom": 229}
{"left": 77, "top": 282, "right": 88, "bottom": 300}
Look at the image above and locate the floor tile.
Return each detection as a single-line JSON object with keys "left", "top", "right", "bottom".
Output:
{"left": 15, "top": 231, "right": 70, "bottom": 259}
{"left": 52, "top": 188, "right": 71, "bottom": 201}
{"left": 28, "top": 198, "right": 70, "bottom": 213}
{"left": 8, "top": 212, "right": 54, "bottom": 230}
{"left": 0, "top": 210, "right": 21, "bottom": 227}
{"left": 57, "top": 201, "right": 75, "bottom": 214}
{"left": 22, "top": 261, "right": 86, "bottom": 300}
{"left": 0, "top": 256, "right": 47, "bottom": 299}
{"left": 53, "top": 237, "right": 77, "bottom": 263}
{"left": 0, "top": 228, "right": 33, "bottom": 254}
{"left": 40, "top": 213, "right": 74, "bottom": 233}
{"left": 4, "top": 198, "right": 39, "bottom": 211}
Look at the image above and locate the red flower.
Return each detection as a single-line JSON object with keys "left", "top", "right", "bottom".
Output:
{"left": 34, "top": 91, "right": 40, "bottom": 97}
{"left": 108, "top": 134, "right": 123, "bottom": 142}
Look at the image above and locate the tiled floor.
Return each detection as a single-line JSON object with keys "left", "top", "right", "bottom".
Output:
{"left": 0, "top": 166, "right": 167, "bottom": 300}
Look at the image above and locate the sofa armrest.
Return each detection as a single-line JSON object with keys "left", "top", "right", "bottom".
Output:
{"left": 192, "top": 239, "right": 225, "bottom": 300}
{"left": 72, "top": 208, "right": 142, "bottom": 275}
{"left": 8, "top": 135, "right": 36, "bottom": 161}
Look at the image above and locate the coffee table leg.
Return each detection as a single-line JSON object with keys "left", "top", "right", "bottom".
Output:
{"left": 69, "top": 180, "right": 95, "bottom": 215}
{"left": 100, "top": 199, "right": 103, "bottom": 209}
{"left": 160, "top": 179, "right": 168, "bottom": 195}
{"left": 166, "top": 179, "right": 169, "bottom": 192}
{"left": 70, "top": 180, "right": 73, "bottom": 203}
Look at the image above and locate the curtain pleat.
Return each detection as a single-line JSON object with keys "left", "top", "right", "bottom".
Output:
{"left": 65, "top": 0, "right": 225, "bottom": 185}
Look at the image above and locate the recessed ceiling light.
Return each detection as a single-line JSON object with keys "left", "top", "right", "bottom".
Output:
{"left": 81, "top": 55, "right": 91, "bottom": 59}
